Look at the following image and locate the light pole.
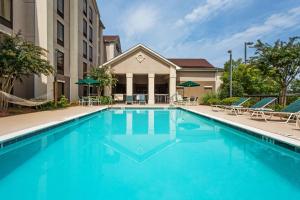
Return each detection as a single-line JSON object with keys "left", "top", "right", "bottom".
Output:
{"left": 228, "top": 50, "right": 233, "bottom": 97}
{"left": 244, "top": 42, "right": 254, "bottom": 63}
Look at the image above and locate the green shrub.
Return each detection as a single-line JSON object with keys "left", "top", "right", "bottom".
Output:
{"left": 39, "top": 95, "right": 69, "bottom": 110}
{"left": 39, "top": 101, "right": 56, "bottom": 110}
{"left": 221, "top": 97, "right": 240, "bottom": 105}
{"left": 99, "top": 96, "right": 113, "bottom": 105}
{"left": 201, "top": 93, "right": 219, "bottom": 105}
{"left": 207, "top": 98, "right": 221, "bottom": 105}
{"left": 269, "top": 104, "right": 284, "bottom": 111}
{"left": 57, "top": 95, "right": 69, "bottom": 108}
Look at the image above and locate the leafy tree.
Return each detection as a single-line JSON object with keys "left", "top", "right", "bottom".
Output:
{"left": 289, "top": 79, "right": 300, "bottom": 93}
{"left": 90, "top": 66, "right": 118, "bottom": 96}
{"left": 219, "top": 59, "right": 280, "bottom": 98}
{"left": 0, "top": 34, "right": 54, "bottom": 110}
{"left": 250, "top": 37, "right": 300, "bottom": 105}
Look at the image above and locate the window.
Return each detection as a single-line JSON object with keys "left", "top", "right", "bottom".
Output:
{"left": 57, "top": 21, "right": 64, "bottom": 46}
{"left": 57, "top": 82, "right": 65, "bottom": 98}
{"left": 89, "top": 26, "right": 93, "bottom": 42}
{"left": 0, "top": 0, "right": 12, "bottom": 28}
{"left": 56, "top": 50, "right": 64, "bottom": 75}
{"left": 83, "top": 19, "right": 87, "bottom": 37}
{"left": 89, "top": 46, "right": 93, "bottom": 61}
{"left": 57, "top": 0, "right": 64, "bottom": 18}
{"left": 89, "top": 6, "right": 93, "bottom": 24}
{"left": 83, "top": 41, "right": 87, "bottom": 59}
{"left": 83, "top": 0, "right": 87, "bottom": 16}
{"left": 83, "top": 62, "right": 88, "bottom": 78}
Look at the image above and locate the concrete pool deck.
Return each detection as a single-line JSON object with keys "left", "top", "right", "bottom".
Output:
{"left": 0, "top": 105, "right": 299, "bottom": 146}
{"left": 0, "top": 106, "right": 106, "bottom": 137}
{"left": 182, "top": 105, "right": 300, "bottom": 141}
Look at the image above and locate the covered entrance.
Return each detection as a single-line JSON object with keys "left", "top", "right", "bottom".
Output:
{"left": 102, "top": 44, "right": 180, "bottom": 104}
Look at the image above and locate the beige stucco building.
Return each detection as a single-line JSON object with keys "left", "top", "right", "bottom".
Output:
{"left": 0, "top": 0, "right": 105, "bottom": 101}
{"left": 101, "top": 44, "right": 223, "bottom": 104}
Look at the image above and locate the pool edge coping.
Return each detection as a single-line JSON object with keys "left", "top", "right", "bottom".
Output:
{"left": 180, "top": 107, "right": 300, "bottom": 150}
{"left": 0, "top": 107, "right": 108, "bottom": 148}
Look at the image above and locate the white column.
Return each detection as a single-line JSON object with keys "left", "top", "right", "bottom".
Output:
{"left": 148, "top": 73, "right": 155, "bottom": 104}
{"left": 169, "top": 66, "right": 177, "bottom": 103}
{"left": 126, "top": 73, "right": 133, "bottom": 96}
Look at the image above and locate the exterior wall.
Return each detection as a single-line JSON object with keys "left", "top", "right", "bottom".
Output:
{"left": 0, "top": 0, "right": 104, "bottom": 101}
{"left": 177, "top": 71, "right": 218, "bottom": 100}
{"left": 111, "top": 49, "right": 170, "bottom": 75}
{"left": 77, "top": 0, "right": 102, "bottom": 98}
{"left": 215, "top": 71, "right": 223, "bottom": 93}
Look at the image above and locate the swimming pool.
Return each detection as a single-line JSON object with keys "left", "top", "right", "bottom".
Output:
{"left": 0, "top": 108, "right": 300, "bottom": 200}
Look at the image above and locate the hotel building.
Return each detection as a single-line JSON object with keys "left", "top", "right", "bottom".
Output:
{"left": 0, "top": 0, "right": 105, "bottom": 101}
{"left": 0, "top": 0, "right": 222, "bottom": 104}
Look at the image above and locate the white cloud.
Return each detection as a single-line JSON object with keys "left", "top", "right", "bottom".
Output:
{"left": 165, "top": 6, "right": 300, "bottom": 67}
{"left": 176, "top": 0, "right": 236, "bottom": 26}
{"left": 121, "top": 4, "right": 160, "bottom": 37}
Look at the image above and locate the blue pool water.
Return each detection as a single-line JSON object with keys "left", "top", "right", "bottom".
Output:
{"left": 0, "top": 108, "right": 300, "bottom": 200}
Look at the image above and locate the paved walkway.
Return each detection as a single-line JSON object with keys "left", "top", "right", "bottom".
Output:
{"left": 0, "top": 106, "right": 105, "bottom": 136}
{"left": 183, "top": 105, "right": 300, "bottom": 141}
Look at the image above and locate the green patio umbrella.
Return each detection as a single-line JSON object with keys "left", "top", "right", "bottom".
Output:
{"left": 178, "top": 81, "right": 200, "bottom": 87}
{"left": 178, "top": 81, "right": 200, "bottom": 97}
{"left": 76, "top": 76, "right": 99, "bottom": 97}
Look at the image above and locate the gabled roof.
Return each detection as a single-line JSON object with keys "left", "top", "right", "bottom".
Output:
{"left": 101, "top": 44, "right": 181, "bottom": 70}
{"left": 168, "top": 58, "right": 214, "bottom": 68}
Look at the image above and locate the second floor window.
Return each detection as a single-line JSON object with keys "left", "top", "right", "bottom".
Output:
{"left": 83, "top": 0, "right": 87, "bottom": 16}
{"left": 89, "top": 7, "right": 93, "bottom": 24}
{"left": 56, "top": 50, "right": 64, "bottom": 75}
{"left": 83, "top": 19, "right": 87, "bottom": 37}
{"left": 89, "top": 26, "right": 93, "bottom": 42}
{"left": 83, "top": 62, "right": 87, "bottom": 78}
{"left": 57, "top": 21, "right": 64, "bottom": 46}
{"left": 83, "top": 41, "right": 87, "bottom": 59}
{"left": 57, "top": 0, "right": 64, "bottom": 18}
{"left": 89, "top": 46, "right": 93, "bottom": 62}
{"left": 0, "top": 0, "right": 12, "bottom": 28}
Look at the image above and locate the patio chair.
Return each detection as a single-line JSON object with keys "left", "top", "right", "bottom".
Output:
{"left": 126, "top": 95, "right": 133, "bottom": 105}
{"left": 212, "top": 97, "right": 250, "bottom": 111}
{"left": 175, "top": 94, "right": 187, "bottom": 105}
{"left": 189, "top": 96, "right": 198, "bottom": 106}
{"left": 251, "top": 99, "right": 300, "bottom": 123}
{"left": 90, "top": 97, "right": 100, "bottom": 106}
{"left": 234, "top": 97, "right": 276, "bottom": 116}
{"left": 114, "top": 94, "right": 124, "bottom": 102}
{"left": 79, "top": 97, "right": 89, "bottom": 106}
{"left": 139, "top": 94, "right": 146, "bottom": 105}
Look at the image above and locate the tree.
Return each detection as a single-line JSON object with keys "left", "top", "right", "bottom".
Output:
{"left": 289, "top": 79, "right": 300, "bottom": 93}
{"left": 219, "top": 59, "right": 280, "bottom": 98}
{"left": 250, "top": 37, "right": 300, "bottom": 105}
{"left": 90, "top": 66, "right": 117, "bottom": 96}
{"left": 0, "top": 34, "right": 54, "bottom": 111}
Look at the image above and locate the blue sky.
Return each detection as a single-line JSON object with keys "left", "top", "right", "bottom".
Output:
{"left": 97, "top": 0, "right": 300, "bottom": 67}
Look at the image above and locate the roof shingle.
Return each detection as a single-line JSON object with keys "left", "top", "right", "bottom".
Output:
{"left": 168, "top": 58, "right": 214, "bottom": 68}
